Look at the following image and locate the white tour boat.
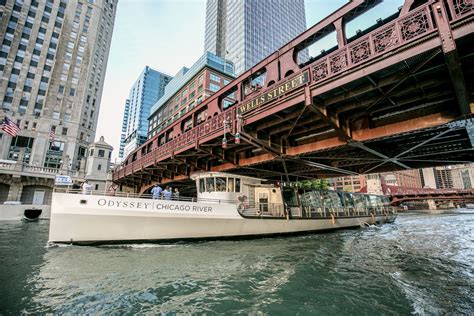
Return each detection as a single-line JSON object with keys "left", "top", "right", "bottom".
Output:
{"left": 48, "top": 172, "right": 397, "bottom": 244}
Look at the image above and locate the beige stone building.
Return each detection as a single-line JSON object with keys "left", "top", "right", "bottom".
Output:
{"left": 451, "top": 164, "right": 474, "bottom": 189}
{"left": 381, "top": 169, "right": 423, "bottom": 188}
{"left": 0, "top": 0, "right": 117, "bottom": 204}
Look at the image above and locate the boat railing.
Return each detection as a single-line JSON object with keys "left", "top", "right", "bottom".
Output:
{"left": 54, "top": 188, "right": 240, "bottom": 205}
{"left": 241, "top": 202, "right": 397, "bottom": 219}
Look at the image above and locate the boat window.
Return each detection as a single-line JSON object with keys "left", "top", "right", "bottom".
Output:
{"left": 341, "top": 192, "right": 355, "bottom": 208}
{"left": 227, "top": 178, "right": 235, "bottom": 192}
{"left": 320, "top": 191, "right": 333, "bottom": 208}
{"left": 206, "top": 178, "right": 215, "bottom": 192}
{"left": 216, "top": 177, "right": 226, "bottom": 192}
{"left": 365, "top": 195, "right": 372, "bottom": 207}
{"left": 371, "top": 196, "right": 383, "bottom": 207}
{"left": 199, "top": 179, "right": 205, "bottom": 193}
{"left": 299, "top": 190, "right": 322, "bottom": 208}
{"left": 353, "top": 194, "right": 367, "bottom": 210}
{"left": 320, "top": 191, "right": 342, "bottom": 208}
{"left": 283, "top": 189, "right": 298, "bottom": 206}
{"left": 235, "top": 178, "right": 241, "bottom": 192}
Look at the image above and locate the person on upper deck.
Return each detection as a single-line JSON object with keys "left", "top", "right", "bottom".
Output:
{"left": 173, "top": 188, "right": 180, "bottom": 200}
{"left": 151, "top": 184, "right": 163, "bottom": 199}
{"left": 163, "top": 186, "right": 172, "bottom": 200}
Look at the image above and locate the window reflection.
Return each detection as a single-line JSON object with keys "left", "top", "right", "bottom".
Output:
{"left": 216, "top": 177, "right": 226, "bottom": 191}
{"left": 206, "top": 178, "right": 215, "bottom": 192}
{"left": 199, "top": 179, "right": 205, "bottom": 193}
{"left": 227, "top": 178, "right": 234, "bottom": 192}
{"left": 200, "top": 177, "right": 241, "bottom": 193}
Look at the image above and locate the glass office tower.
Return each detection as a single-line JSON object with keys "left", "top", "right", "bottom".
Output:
{"left": 204, "top": 0, "right": 307, "bottom": 75}
{"left": 121, "top": 66, "right": 172, "bottom": 159}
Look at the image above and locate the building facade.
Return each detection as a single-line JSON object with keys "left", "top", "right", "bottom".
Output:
{"left": 381, "top": 169, "right": 423, "bottom": 188}
{"left": 450, "top": 164, "right": 474, "bottom": 189}
{"left": 118, "top": 98, "right": 129, "bottom": 159}
{"left": 420, "top": 166, "right": 455, "bottom": 189}
{"left": 85, "top": 135, "right": 113, "bottom": 192}
{"left": 204, "top": 0, "right": 307, "bottom": 75}
{"left": 120, "top": 66, "right": 172, "bottom": 159}
{"left": 330, "top": 175, "right": 366, "bottom": 192}
{"left": 0, "top": 0, "right": 117, "bottom": 203}
{"left": 147, "top": 52, "right": 235, "bottom": 141}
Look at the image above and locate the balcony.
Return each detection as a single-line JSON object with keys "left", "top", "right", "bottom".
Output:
{"left": 0, "top": 160, "right": 83, "bottom": 179}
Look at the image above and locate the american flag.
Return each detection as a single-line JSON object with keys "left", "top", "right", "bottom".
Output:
{"left": 1, "top": 117, "right": 20, "bottom": 137}
{"left": 49, "top": 128, "right": 55, "bottom": 142}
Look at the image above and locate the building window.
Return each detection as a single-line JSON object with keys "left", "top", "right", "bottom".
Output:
{"left": 8, "top": 136, "right": 34, "bottom": 163}
{"left": 209, "top": 83, "right": 220, "bottom": 92}
{"left": 90, "top": 149, "right": 94, "bottom": 156}
{"left": 98, "top": 149, "right": 104, "bottom": 157}
{"left": 210, "top": 73, "right": 221, "bottom": 82}
{"left": 44, "top": 141, "right": 65, "bottom": 168}
{"left": 61, "top": 127, "right": 68, "bottom": 135}
{"left": 98, "top": 164, "right": 102, "bottom": 170}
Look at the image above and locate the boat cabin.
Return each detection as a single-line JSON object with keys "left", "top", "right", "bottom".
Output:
{"left": 191, "top": 172, "right": 393, "bottom": 218}
{"left": 191, "top": 172, "right": 283, "bottom": 215}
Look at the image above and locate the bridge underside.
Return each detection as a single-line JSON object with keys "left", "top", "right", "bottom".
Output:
{"left": 116, "top": 31, "right": 474, "bottom": 193}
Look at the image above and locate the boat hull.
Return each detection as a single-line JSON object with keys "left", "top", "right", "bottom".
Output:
{"left": 49, "top": 193, "right": 396, "bottom": 244}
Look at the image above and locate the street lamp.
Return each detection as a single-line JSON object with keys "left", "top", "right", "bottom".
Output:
{"left": 222, "top": 118, "right": 241, "bottom": 148}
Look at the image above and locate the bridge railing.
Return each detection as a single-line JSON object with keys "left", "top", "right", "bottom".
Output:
{"left": 113, "top": 108, "right": 236, "bottom": 181}
{"left": 447, "top": 0, "right": 474, "bottom": 21}
{"left": 309, "top": 3, "right": 436, "bottom": 85}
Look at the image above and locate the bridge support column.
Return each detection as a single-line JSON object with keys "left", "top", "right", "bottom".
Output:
{"left": 427, "top": 199, "right": 437, "bottom": 210}
{"left": 432, "top": 1, "right": 471, "bottom": 115}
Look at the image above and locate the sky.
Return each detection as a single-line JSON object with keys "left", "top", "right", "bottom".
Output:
{"left": 96, "top": 0, "right": 403, "bottom": 161}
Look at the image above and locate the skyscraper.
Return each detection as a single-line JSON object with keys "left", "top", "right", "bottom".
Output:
{"left": 204, "top": 0, "right": 306, "bottom": 75}
{"left": 118, "top": 99, "right": 130, "bottom": 159}
{"left": 121, "top": 66, "right": 172, "bottom": 159}
{"left": 0, "top": 0, "right": 117, "bottom": 203}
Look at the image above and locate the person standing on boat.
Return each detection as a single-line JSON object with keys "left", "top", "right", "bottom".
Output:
{"left": 173, "top": 188, "right": 180, "bottom": 200}
{"left": 81, "top": 180, "right": 93, "bottom": 195}
{"left": 151, "top": 184, "right": 163, "bottom": 200}
{"left": 163, "top": 186, "right": 172, "bottom": 200}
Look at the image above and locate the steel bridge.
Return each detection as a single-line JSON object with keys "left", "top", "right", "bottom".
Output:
{"left": 113, "top": 0, "right": 474, "bottom": 193}
{"left": 360, "top": 183, "right": 474, "bottom": 205}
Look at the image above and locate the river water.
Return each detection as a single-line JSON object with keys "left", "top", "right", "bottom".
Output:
{"left": 0, "top": 210, "right": 473, "bottom": 314}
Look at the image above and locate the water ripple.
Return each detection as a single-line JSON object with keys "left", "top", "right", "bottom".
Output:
{"left": 0, "top": 210, "right": 473, "bottom": 314}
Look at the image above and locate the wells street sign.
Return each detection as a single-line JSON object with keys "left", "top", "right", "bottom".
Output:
{"left": 237, "top": 71, "right": 309, "bottom": 115}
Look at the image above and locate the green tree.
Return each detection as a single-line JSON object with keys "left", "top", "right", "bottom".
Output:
{"left": 297, "top": 179, "right": 330, "bottom": 190}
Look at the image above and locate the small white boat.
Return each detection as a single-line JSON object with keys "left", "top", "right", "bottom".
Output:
{"left": 48, "top": 172, "right": 397, "bottom": 244}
